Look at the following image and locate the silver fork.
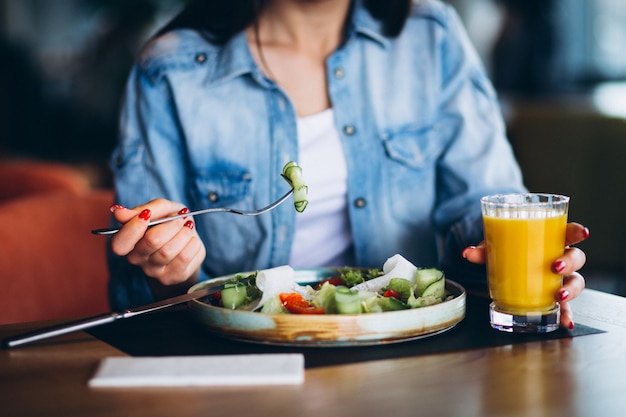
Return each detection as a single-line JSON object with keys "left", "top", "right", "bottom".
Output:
{"left": 91, "top": 189, "right": 294, "bottom": 235}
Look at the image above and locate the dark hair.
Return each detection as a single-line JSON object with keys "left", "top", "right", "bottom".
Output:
{"left": 159, "top": 0, "right": 412, "bottom": 44}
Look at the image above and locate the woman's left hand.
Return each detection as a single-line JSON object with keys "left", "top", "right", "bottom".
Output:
{"left": 462, "top": 222, "right": 589, "bottom": 329}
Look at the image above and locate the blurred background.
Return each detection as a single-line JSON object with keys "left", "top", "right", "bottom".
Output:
{"left": 1, "top": 0, "right": 625, "bottom": 295}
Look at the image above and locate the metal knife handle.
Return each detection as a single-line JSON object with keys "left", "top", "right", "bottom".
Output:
{"left": 2, "top": 313, "right": 122, "bottom": 349}
{"left": 1, "top": 286, "right": 219, "bottom": 349}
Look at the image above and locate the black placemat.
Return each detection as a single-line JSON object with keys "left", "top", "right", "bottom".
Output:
{"left": 88, "top": 293, "right": 603, "bottom": 368}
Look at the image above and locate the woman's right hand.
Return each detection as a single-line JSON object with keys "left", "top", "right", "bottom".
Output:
{"left": 109, "top": 199, "right": 207, "bottom": 293}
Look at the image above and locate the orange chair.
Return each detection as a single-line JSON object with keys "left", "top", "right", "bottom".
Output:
{"left": 0, "top": 160, "right": 91, "bottom": 202}
{"left": 0, "top": 189, "right": 114, "bottom": 324}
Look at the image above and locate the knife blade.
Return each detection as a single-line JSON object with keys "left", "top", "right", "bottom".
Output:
{"left": 2, "top": 282, "right": 226, "bottom": 350}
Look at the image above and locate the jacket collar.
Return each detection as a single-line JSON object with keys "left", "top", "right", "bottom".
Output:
{"left": 350, "top": 0, "right": 390, "bottom": 48}
{"left": 209, "top": 0, "right": 389, "bottom": 85}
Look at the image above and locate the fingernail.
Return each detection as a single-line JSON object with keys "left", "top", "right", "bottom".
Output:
{"left": 139, "top": 209, "right": 151, "bottom": 221}
{"left": 568, "top": 321, "right": 575, "bottom": 330}
{"left": 109, "top": 204, "right": 126, "bottom": 212}
{"left": 184, "top": 220, "right": 194, "bottom": 230}
{"left": 582, "top": 227, "right": 590, "bottom": 239}
{"left": 553, "top": 260, "right": 566, "bottom": 274}
{"left": 462, "top": 246, "right": 475, "bottom": 259}
{"left": 178, "top": 207, "right": 190, "bottom": 215}
{"left": 557, "top": 289, "right": 570, "bottom": 302}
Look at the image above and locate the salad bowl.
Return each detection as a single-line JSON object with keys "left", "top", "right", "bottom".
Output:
{"left": 187, "top": 268, "right": 466, "bottom": 347}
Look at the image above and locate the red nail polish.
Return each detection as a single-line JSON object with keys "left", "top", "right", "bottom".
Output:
{"left": 461, "top": 247, "right": 474, "bottom": 259}
{"left": 109, "top": 204, "right": 126, "bottom": 212}
{"left": 139, "top": 209, "right": 151, "bottom": 221}
{"left": 184, "top": 220, "right": 194, "bottom": 230}
{"left": 568, "top": 321, "right": 575, "bottom": 330}
{"left": 553, "top": 260, "right": 566, "bottom": 274}
{"left": 582, "top": 227, "right": 590, "bottom": 239}
{"left": 557, "top": 289, "right": 570, "bottom": 302}
{"left": 178, "top": 207, "right": 190, "bottom": 215}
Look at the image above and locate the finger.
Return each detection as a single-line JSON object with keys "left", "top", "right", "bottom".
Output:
{"left": 556, "top": 272, "right": 586, "bottom": 301}
{"left": 112, "top": 199, "right": 186, "bottom": 224}
{"left": 111, "top": 199, "right": 188, "bottom": 256}
{"left": 147, "top": 223, "right": 206, "bottom": 285}
{"left": 127, "top": 215, "right": 189, "bottom": 263}
{"left": 462, "top": 242, "right": 486, "bottom": 264}
{"left": 162, "top": 233, "right": 205, "bottom": 285}
{"left": 560, "top": 302, "right": 575, "bottom": 329}
{"left": 145, "top": 220, "right": 197, "bottom": 271}
{"left": 555, "top": 272, "right": 585, "bottom": 329}
{"left": 565, "top": 223, "right": 590, "bottom": 246}
{"left": 110, "top": 208, "right": 153, "bottom": 256}
{"left": 552, "top": 246, "right": 586, "bottom": 276}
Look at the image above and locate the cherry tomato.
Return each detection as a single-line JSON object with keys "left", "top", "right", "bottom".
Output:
{"left": 210, "top": 291, "right": 222, "bottom": 306}
{"left": 313, "top": 276, "right": 344, "bottom": 290}
{"left": 383, "top": 289, "right": 402, "bottom": 300}
{"left": 279, "top": 293, "right": 325, "bottom": 314}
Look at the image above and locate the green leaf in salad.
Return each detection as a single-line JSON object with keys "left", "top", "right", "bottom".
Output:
{"left": 338, "top": 268, "right": 365, "bottom": 287}
{"left": 359, "top": 291, "right": 408, "bottom": 312}
{"left": 384, "top": 277, "right": 414, "bottom": 303}
{"left": 311, "top": 281, "right": 337, "bottom": 313}
{"left": 378, "top": 295, "right": 409, "bottom": 311}
{"left": 336, "top": 267, "right": 383, "bottom": 287}
{"left": 407, "top": 295, "right": 442, "bottom": 309}
{"left": 260, "top": 295, "right": 289, "bottom": 314}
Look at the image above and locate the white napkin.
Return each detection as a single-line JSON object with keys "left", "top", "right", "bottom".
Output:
{"left": 351, "top": 253, "right": 417, "bottom": 292}
{"left": 88, "top": 354, "right": 305, "bottom": 387}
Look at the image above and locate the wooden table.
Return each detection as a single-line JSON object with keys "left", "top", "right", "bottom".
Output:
{"left": 1, "top": 288, "right": 626, "bottom": 417}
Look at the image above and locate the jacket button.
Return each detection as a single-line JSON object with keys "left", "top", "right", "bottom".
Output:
{"left": 343, "top": 125, "right": 356, "bottom": 136}
{"left": 334, "top": 67, "right": 345, "bottom": 79}
{"left": 195, "top": 53, "right": 207, "bottom": 64}
{"left": 354, "top": 198, "right": 366, "bottom": 208}
{"left": 208, "top": 191, "right": 219, "bottom": 203}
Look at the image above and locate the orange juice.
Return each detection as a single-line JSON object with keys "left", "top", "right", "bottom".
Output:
{"left": 483, "top": 212, "right": 567, "bottom": 312}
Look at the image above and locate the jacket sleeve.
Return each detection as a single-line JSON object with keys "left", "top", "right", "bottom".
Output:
{"left": 106, "top": 60, "right": 208, "bottom": 310}
{"left": 432, "top": 6, "right": 527, "bottom": 287}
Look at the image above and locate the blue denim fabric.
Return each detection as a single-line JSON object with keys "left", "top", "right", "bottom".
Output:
{"left": 108, "top": 0, "right": 526, "bottom": 309}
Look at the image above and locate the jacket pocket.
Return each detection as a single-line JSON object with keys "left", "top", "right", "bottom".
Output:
{"left": 381, "top": 124, "right": 443, "bottom": 169}
{"left": 193, "top": 163, "right": 253, "bottom": 209}
{"left": 380, "top": 126, "right": 442, "bottom": 223}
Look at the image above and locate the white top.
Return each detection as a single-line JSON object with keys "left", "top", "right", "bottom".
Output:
{"left": 289, "top": 108, "right": 354, "bottom": 268}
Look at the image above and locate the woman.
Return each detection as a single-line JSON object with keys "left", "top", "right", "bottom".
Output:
{"left": 107, "top": 0, "right": 587, "bottom": 328}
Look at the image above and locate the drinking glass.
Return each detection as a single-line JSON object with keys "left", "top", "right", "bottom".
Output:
{"left": 481, "top": 193, "right": 569, "bottom": 332}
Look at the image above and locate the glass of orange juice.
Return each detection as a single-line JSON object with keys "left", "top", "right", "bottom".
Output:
{"left": 481, "top": 193, "right": 569, "bottom": 333}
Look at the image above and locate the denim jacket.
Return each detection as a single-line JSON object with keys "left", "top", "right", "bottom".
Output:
{"left": 108, "top": 0, "right": 526, "bottom": 309}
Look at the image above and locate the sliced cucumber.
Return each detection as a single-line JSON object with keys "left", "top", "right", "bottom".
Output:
{"left": 221, "top": 282, "right": 248, "bottom": 309}
{"left": 281, "top": 161, "right": 308, "bottom": 213}
{"left": 421, "top": 277, "right": 445, "bottom": 299}
{"left": 414, "top": 268, "right": 444, "bottom": 297}
{"left": 335, "top": 286, "right": 361, "bottom": 314}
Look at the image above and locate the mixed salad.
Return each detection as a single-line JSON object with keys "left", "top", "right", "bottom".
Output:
{"left": 209, "top": 255, "right": 451, "bottom": 315}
